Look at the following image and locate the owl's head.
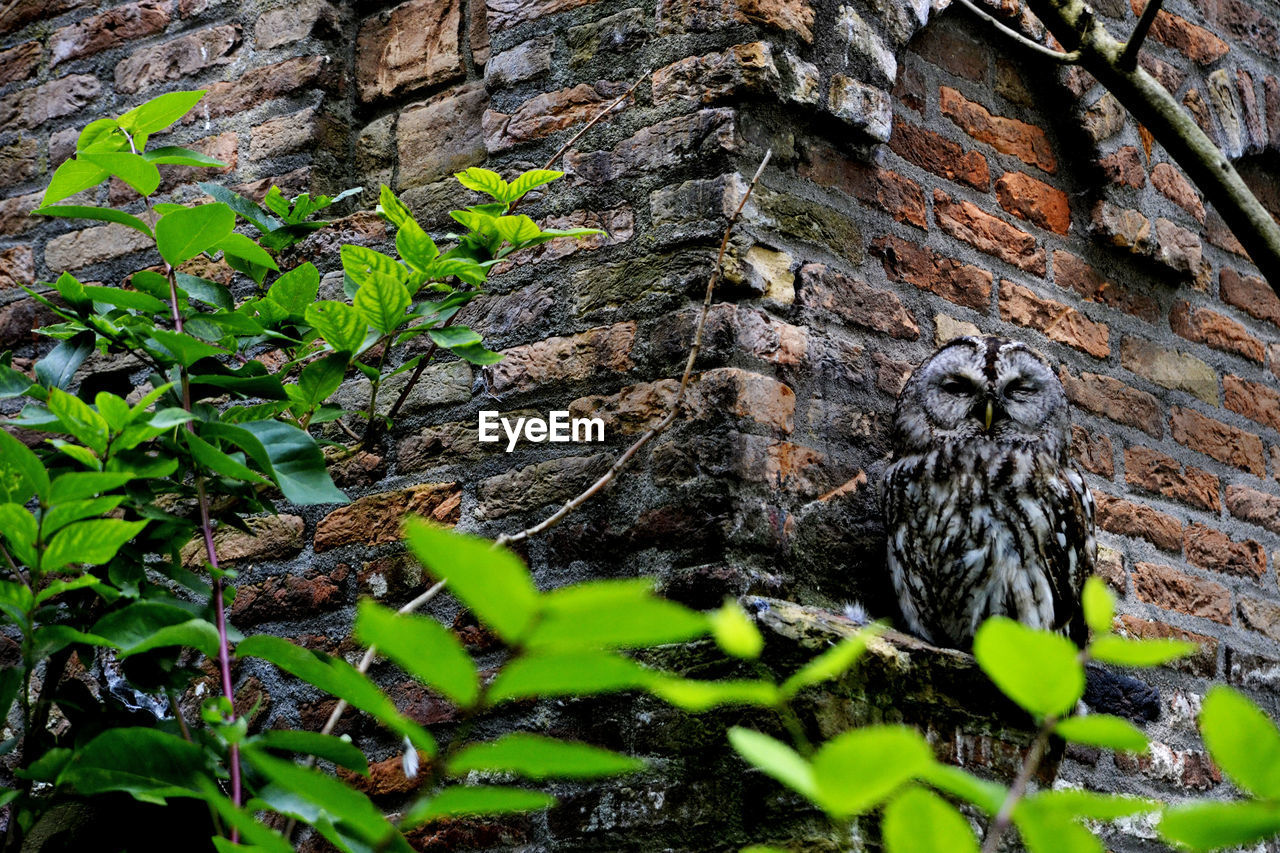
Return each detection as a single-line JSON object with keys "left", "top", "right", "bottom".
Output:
{"left": 893, "top": 336, "right": 1071, "bottom": 456}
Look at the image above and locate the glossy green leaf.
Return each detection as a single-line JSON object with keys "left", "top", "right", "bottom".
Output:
{"left": 781, "top": 634, "right": 870, "bottom": 698}
{"left": 197, "top": 182, "right": 281, "bottom": 233}
{"left": 238, "top": 419, "right": 348, "bottom": 505}
{"left": 506, "top": 169, "right": 563, "bottom": 200}
{"left": 35, "top": 331, "right": 94, "bottom": 390}
{"left": 32, "top": 205, "right": 154, "bottom": 237}
{"left": 47, "top": 388, "right": 109, "bottom": 454}
{"left": 526, "top": 579, "right": 707, "bottom": 650}
{"left": 255, "top": 730, "right": 368, "bottom": 775}
{"left": 77, "top": 117, "right": 125, "bottom": 153}
{"left": 709, "top": 600, "right": 763, "bottom": 659}
{"left": 176, "top": 272, "right": 232, "bottom": 310}
{"left": 405, "top": 786, "right": 554, "bottom": 827}
{"left": 1159, "top": 801, "right": 1280, "bottom": 852}
{"left": 148, "top": 329, "right": 231, "bottom": 367}
{"left": 43, "top": 496, "right": 123, "bottom": 532}
{"left": 377, "top": 184, "right": 414, "bottom": 228}
{"left": 427, "top": 326, "right": 482, "bottom": 348}
{"left": 1200, "top": 686, "right": 1280, "bottom": 798}
{"left": 647, "top": 677, "right": 780, "bottom": 711}
{"left": 973, "top": 617, "right": 1084, "bottom": 718}
{"left": 267, "top": 262, "right": 319, "bottom": 314}
{"left": 487, "top": 650, "right": 652, "bottom": 703}
{"left": 450, "top": 342, "right": 503, "bottom": 364}
{"left": 91, "top": 601, "right": 197, "bottom": 650}
{"left": 494, "top": 215, "right": 541, "bottom": 246}
{"left": 404, "top": 522, "right": 536, "bottom": 643}
{"left": 58, "top": 728, "right": 206, "bottom": 803}
{"left": 1054, "top": 714, "right": 1148, "bottom": 753}
{"left": 33, "top": 573, "right": 108, "bottom": 605}
{"left": 236, "top": 635, "right": 436, "bottom": 756}
{"left": 454, "top": 167, "right": 510, "bottom": 200}
{"left": 305, "top": 301, "right": 366, "bottom": 353}
{"left": 117, "top": 90, "right": 205, "bottom": 135}
{"left": 1013, "top": 800, "right": 1103, "bottom": 853}
{"left": 82, "top": 284, "right": 169, "bottom": 313}
{"left": 341, "top": 245, "right": 406, "bottom": 288}
{"left": 143, "top": 146, "right": 227, "bottom": 167}
{"left": 185, "top": 430, "right": 270, "bottom": 486}
{"left": 728, "top": 727, "right": 816, "bottom": 801}
{"left": 0, "top": 428, "right": 48, "bottom": 503}
{"left": 883, "top": 786, "right": 979, "bottom": 853}
{"left": 32, "top": 625, "right": 114, "bottom": 659}
{"left": 811, "top": 726, "right": 934, "bottom": 819}
{"left": 920, "top": 764, "right": 1005, "bottom": 815}
{"left": 42, "top": 518, "right": 147, "bottom": 573}
{"left": 293, "top": 353, "right": 347, "bottom": 411}
{"left": 0, "top": 503, "right": 38, "bottom": 567}
{"left": 353, "top": 273, "right": 411, "bottom": 334}
{"left": 117, "top": 618, "right": 220, "bottom": 659}
{"left": 79, "top": 152, "right": 161, "bottom": 197}
{"left": 43, "top": 158, "right": 109, "bottom": 205}
{"left": 1081, "top": 577, "right": 1114, "bottom": 636}
{"left": 217, "top": 232, "right": 278, "bottom": 271}
{"left": 155, "top": 203, "right": 235, "bottom": 267}
{"left": 355, "top": 599, "right": 478, "bottom": 708}
{"left": 396, "top": 219, "right": 438, "bottom": 272}
{"left": 1089, "top": 635, "right": 1197, "bottom": 668}
{"left": 447, "top": 733, "right": 642, "bottom": 780}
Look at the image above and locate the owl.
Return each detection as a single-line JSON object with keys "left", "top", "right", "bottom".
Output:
{"left": 882, "top": 336, "right": 1095, "bottom": 650}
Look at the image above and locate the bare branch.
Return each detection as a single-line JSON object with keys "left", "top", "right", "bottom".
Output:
{"left": 539, "top": 71, "right": 651, "bottom": 175}
{"left": 1118, "top": 0, "right": 1163, "bottom": 70}
{"left": 953, "top": 0, "right": 1081, "bottom": 63}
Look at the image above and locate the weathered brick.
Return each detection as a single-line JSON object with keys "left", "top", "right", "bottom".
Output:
{"left": 687, "top": 368, "right": 795, "bottom": 432}
{"left": 0, "top": 74, "right": 99, "bottom": 129}
{"left": 569, "top": 381, "right": 679, "bottom": 436}
{"left": 477, "top": 454, "right": 610, "bottom": 519}
{"left": 1059, "top": 368, "right": 1163, "bottom": 437}
{"left": 0, "top": 41, "right": 40, "bottom": 86}
{"left": 1220, "top": 267, "right": 1280, "bottom": 329}
{"left": 0, "top": 192, "right": 41, "bottom": 236}
{"left": 256, "top": 0, "right": 339, "bottom": 49}
{"left": 115, "top": 25, "right": 240, "bottom": 94}
{"left": 730, "top": 433, "right": 828, "bottom": 495}
{"left": 939, "top": 85, "right": 1056, "bottom": 173}
{"left": 652, "top": 42, "right": 780, "bottom": 107}
{"left": 1094, "top": 492, "right": 1182, "bottom": 551}
{"left": 1227, "top": 647, "right": 1280, "bottom": 689}
{"left": 1080, "top": 92, "right": 1126, "bottom": 142}
{"left": 1183, "top": 87, "right": 1215, "bottom": 137}
{"left": 1052, "top": 251, "right": 1157, "bottom": 323}
{"left": 1224, "top": 375, "right": 1280, "bottom": 434}
{"left": 486, "top": 36, "right": 554, "bottom": 85}
{"left": 1117, "top": 616, "right": 1216, "bottom": 677}
{"left": 798, "top": 263, "right": 918, "bottom": 340}
{"left": 1184, "top": 522, "right": 1265, "bottom": 578}
{"left": 564, "top": 108, "right": 736, "bottom": 184}
{"left": 1098, "top": 145, "right": 1145, "bottom": 189}
{"left": 799, "top": 145, "right": 926, "bottom": 228}
{"left": 888, "top": 119, "right": 989, "bottom": 191}
{"left": 1225, "top": 483, "right": 1280, "bottom": 534}
{"left": 314, "top": 483, "right": 461, "bottom": 552}
{"left": 934, "top": 313, "right": 980, "bottom": 346}
{"left": 1153, "top": 218, "right": 1205, "bottom": 283}
{"left": 1095, "top": 545, "right": 1125, "bottom": 593}
{"left": 0, "top": 0, "right": 85, "bottom": 35}
{"left": 180, "top": 514, "right": 304, "bottom": 567}
{"left": 1125, "top": 446, "right": 1220, "bottom": 512}
{"left": 356, "top": 0, "right": 462, "bottom": 102}
{"left": 827, "top": 75, "right": 892, "bottom": 141}
{"left": 1072, "top": 425, "right": 1113, "bottom": 477}
{"left": 44, "top": 222, "right": 153, "bottom": 272}
{"left": 1131, "top": 0, "right": 1230, "bottom": 64}
{"left": 909, "top": 23, "right": 985, "bottom": 81}
{"left": 0, "top": 246, "right": 34, "bottom": 289}
{"left": 486, "top": 322, "right": 636, "bottom": 394}
{"left": 0, "top": 138, "right": 38, "bottom": 188}
{"left": 487, "top": 0, "right": 597, "bottom": 30}
{"left": 995, "top": 171, "right": 1070, "bottom": 234}
{"left": 1171, "top": 301, "right": 1264, "bottom": 363}
{"left": 397, "top": 81, "right": 488, "bottom": 189}
{"left": 193, "top": 55, "right": 333, "bottom": 120}
{"left": 1170, "top": 406, "right": 1266, "bottom": 476}
{"left": 249, "top": 108, "right": 339, "bottom": 160}
{"left": 486, "top": 80, "right": 631, "bottom": 151}
{"left": 567, "top": 9, "right": 644, "bottom": 66}
{"left": 1239, "top": 598, "right": 1280, "bottom": 644}
{"left": 934, "top": 190, "right": 1046, "bottom": 274}
{"left": 871, "top": 235, "right": 991, "bottom": 312}
{"left": 1151, "top": 162, "right": 1205, "bottom": 223}
{"left": 1090, "top": 201, "right": 1154, "bottom": 255}
{"left": 1201, "top": 0, "right": 1277, "bottom": 59}
{"left": 1132, "top": 562, "right": 1230, "bottom": 624}
{"left": 1119, "top": 336, "right": 1217, "bottom": 405}
{"left": 50, "top": 0, "right": 170, "bottom": 66}
{"left": 999, "top": 282, "right": 1108, "bottom": 357}
{"left": 232, "top": 565, "right": 347, "bottom": 626}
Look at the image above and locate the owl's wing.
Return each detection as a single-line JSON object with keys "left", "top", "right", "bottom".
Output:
{"left": 1049, "top": 464, "right": 1096, "bottom": 647}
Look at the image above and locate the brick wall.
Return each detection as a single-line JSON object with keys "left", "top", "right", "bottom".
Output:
{"left": 6, "top": 0, "right": 1280, "bottom": 848}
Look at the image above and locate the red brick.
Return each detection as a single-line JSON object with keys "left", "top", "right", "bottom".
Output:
{"left": 315, "top": 483, "right": 461, "bottom": 552}
{"left": 0, "top": 192, "right": 40, "bottom": 236}
{"left": 870, "top": 235, "right": 991, "bottom": 312}
{"left": 1098, "top": 145, "right": 1146, "bottom": 189}
{"left": 1131, "top": 0, "right": 1230, "bottom": 65}
{"left": 1116, "top": 615, "right": 1216, "bottom": 677}
{"left": 256, "top": 0, "right": 339, "bottom": 49}
{"left": 1171, "top": 301, "right": 1265, "bottom": 363}
{"left": 652, "top": 42, "right": 779, "bottom": 106}
{"left": 893, "top": 63, "right": 925, "bottom": 113}
{"left": 1125, "top": 446, "right": 1220, "bottom": 512}
{"left": 1081, "top": 93, "right": 1126, "bottom": 142}
{"left": 1224, "top": 375, "right": 1280, "bottom": 433}
{"left": 1184, "top": 522, "right": 1265, "bottom": 579}
{"left": 0, "top": 41, "right": 40, "bottom": 86}
{"left": 1151, "top": 162, "right": 1206, "bottom": 223}
{"left": 1059, "top": 368, "right": 1163, "bottom": 437}
{"left": 1201, "top": 0, "right": 1278, "bottom": 60}
{"left": 888, "top": 120, "right": 989, "bottom": 191}
{"left": 44, "top": 222, "right": 153, "bottom": 272}
{"left": 1132, "top": 562, "right": 1230, "bottom": 624}
{"left": 1220, "top": 268, "right": 1280, "bottom": 329}
{"left": 180, "top": 515, "right": 304, "bottom": 568}
{"left": 934, "top": 190, "right": 1046, "bottom": 274}
{"left": 1206, "top": 208, "right": 1249, "bottom": 257}
{"left": 485, "top": 80, "right": 632, "bottom": 151}
{"left": 1091, "top": 201, "right": 1154, "bottom": 255}
{"left": 486, "top": 322, "right": 636, "bottom": 394}
{"left": 1094, "top": 492, "right": 1182, "bottom": 551}
{"left": 798, "top": 262, "right": 919, "bottom": 340}
{"left": 115, "top": 25, "right": 240, "bottom": 94}
{"left": 687, "top": 368, "right": 796, "bottom": 433}
{"left": 192, "top": 56, "right": 334, "bottom": 121}
{"left": 1071, "top": 425, "right": 1114, "bottom": 477}
{"left": 51, "top": 0, "right": 170, "bottom": 66}
{"left": 0, "top": 74, "right": 99, "bottom": 130}
{"left": 231, "top": 565, "right": 347, "bottom": 626}
{"left": 1170, "top": 406, "right": 1266, "bottom": 476}
{"left": 994, "top": 171, "right": 1070, "bottom": 234}
{"left": 1225, "top": 483, "right": 1280, "bottom": 534}
{"left": 1154, "top": 218, "right": 1205, "bottom": 280}
{"left": 356, "top": 0, "right": 462, "bottom": 102}
{"left": 1052, "top": 251, "right": 1158, "bottom": 322}
{"left": 909, "top": 24, "right": 986, "bottom": 81}
{"left": 999, "top": 282, "right": 1109, "bottom": 357}
{"left": 939, "top": 85, "right": 1056, "bottom": 173}
{"left": 0, "top": 0, "right": 85, "bottom": 35}
{"left": 249, "top": 109, "right": 338, "bottom": 161}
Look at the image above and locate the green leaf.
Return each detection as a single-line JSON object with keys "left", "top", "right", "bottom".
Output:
{"left": 32, "top": 625, "right": 114, "bottom": 659}
{"left": 34, "top": 573, "right": 108, "bottom": 605}
{"left": 0, "top": 669, "right": 21, "bottom": 728}
{"left": 355, "top": 599, "right": 479, "bottom": 708}
{"left": 526, "top": 579, "right": 708, "bottom": 650}
{"left": 1081, "top": 577, "right": 1114, "bottom": 636}
{"left": 49, "top": 471, "right": 135, "bottom": 503}
{"left": 117, "top": 90, "right": 205, "bottom": 135}
{"left": 493, "top": 215, "right": 541, "bottom": 246}
{"left": 238, "top": 419, "right": 348, "bottom": 505}
{"left": 1160, "top": 801, "right": 1280, "bottom": 852}
{"left": 149, "top": 328, "right": 231, "bottom": 367}
{"left": 79, "top": 152, "right": 161, "bottom": 197}
{"left": 646, "top": 677, "right": 780, "bottom": 711}
{"left": 404, "top": 520, "right": 538, "bottom": 644}
{"left": 177, "top": 272, "right": 232, "bottom": 310}
{"left": 143, "top": 146, "right": 227, "bottom": 167}
{"left": 77, "top": 117, "right": 125, "bottom": 153}
{"left": 217, "top": 233, "right": 279, "bottom": 271}
{"left": 341, "top": 245, "right": 406, "bottom": 288}
{"left": 709, "top": 600, "right": 763, "bottom": 659}
{"left": 487, "top": 650, "right": 651, "bottom": 703}
{"left": 427, "top": 326, "right": 482, "bottom": 348}
{"left": 43, "top": 158, "right": 109, "bottom": 205}
{"left": 377, "top": 184, "right": 414, "bottom": 228}
{"left": 1013, "top": 801, "right": 1104, "bottom": 853}
{"left": 1026, "top": 789, "right": 1157, "bottom": 821}
{"left": 1054, "top": 715, "right": 1148, "bottom": 753}
{"left": 883, "top": 786, "right": 979, "bottom": 853}
{"left": 1200, "top": 685, "right": 1280, "bottom": 798}
{"left": 47, "top": 388, "right": 109, "bottom": 455}
{"left": 506, "top": 169, "right": 563, "bottom": 200}
{"left": 728, "top": 727, "right": 816, "bottom": 801}
{"left": 117, "top": 618, "right": 220, "bottom": 659}
{"left": 451, "top": 342, "right": 503, "bottom": 365}
{"left": 0, "top": 503, "right": 38, "bottom": 567}
{"left": 255, "top": 731, "right": 368, "bottom": 775}
{"left": 293, "top": 353, "right": 347, "bottom": 411}
{"left": 267, "top": 262, "right": 319, "bottom": 314}
{"left": 305, "top": 301, "right": 366, "bottom": 353}
{"left": 454, "top": 167, "right": 510, "bottom": 201}
{"left": 237, "top": 635, "right": 435, "bottom": 755}
{"left": 920, "top": 764, "right": 1005, "bottom": 814}
{"left": 811, "top": 726, "right": 934, "bottom": 819}
{"left": 58, "top": 728, "right": 206, "bottom": 803}
{"left": 83, "top": 284, "right": 169, "bottom": 313}
{"left": 973, "top": 617, "right": 1084, "bottom": 718}
{"left": 781, "top": 634, "right": 870, "bottom": 698}
{"left": 35, "top": 331, "right": 94, "bottom": 390}
{"left": 354, "top": 273, "right": 411, "bottom": 334}
{"left": 185, "top": 429, "right": 271, "bottom": 486}
{"left": 32, "top": 205, "right": 154, "bottom": 237}
{"left": 0, "top": 428, "right": 48, "bottom": 504}
{"left": 155, "top": 203, "right": 235, "bottom": 267}
{"left": 397, "top": 219, "right": 439, "bottom": 273}
{"left": 404, "top": 786, "right": 554, "bottom": 827}
{"left": 1089, "top": 635, "right": 1197, "bottom": 668}
{"left": 197, "top": 182, "right": 281, "bottom": 233}
{"left": 43, "top": 517, "right": 146, "bottom": 573}
{"left": 447, "top": 733, "right": 643, "bottom": 780}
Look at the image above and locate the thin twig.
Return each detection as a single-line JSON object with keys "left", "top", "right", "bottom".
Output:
{"left": 979, "top": 717, "right": 1055, "bottom": 853}
{"left": 495, "top": 149, "right": 772, "bottom": 548}
{"left": 1118, "top": 0, "right": 1162, "bottom": 70}
{"left": 539, "top": 71, "right": 650, "bottom": 176}
{"left": 953, "top": 0, "right": 1082, "bottom": 63}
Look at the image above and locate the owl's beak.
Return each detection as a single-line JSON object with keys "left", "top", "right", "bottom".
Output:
{"left": 984, "top": 399, "right": 994, "bottom": 431}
